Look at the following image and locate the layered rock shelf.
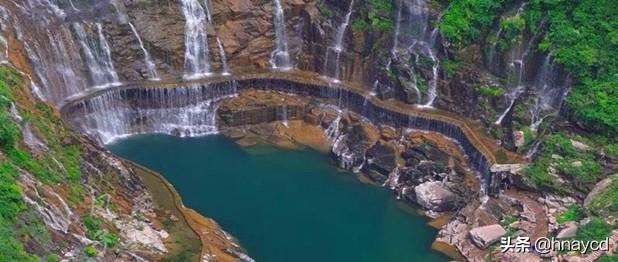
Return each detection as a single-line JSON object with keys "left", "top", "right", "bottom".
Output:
{"left": 61, "top": 70, "right": 524, "bottom": 193}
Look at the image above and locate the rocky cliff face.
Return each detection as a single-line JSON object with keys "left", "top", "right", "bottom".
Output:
{"left": 0, "top": 65, "right": 245, "bottom": 260}
{"left": 1, "top": 0, "right": 616, "bottom": 261}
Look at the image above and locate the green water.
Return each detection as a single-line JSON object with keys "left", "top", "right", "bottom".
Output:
{"left": 108, "top": 134, "right": 449, "bottom": 262}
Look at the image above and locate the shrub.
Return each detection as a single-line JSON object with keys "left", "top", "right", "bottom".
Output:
{"left": 576, "top": 218, "right": 612, "bottom": 242}
{"left": 0, "top": 113, "right": 20, "bottom": 149}
{"left": 84, "top": 246, "right": 97, "bottom": 258}
{"left": 367, "top": 0, "right": 394, "bottom": 32}
{"left": 440, "top": 0, "right": 507, "bottom": 47}
{"left": 556, "top": 205, "right": 585, "bottom": 224}
{"left": 479, "top": 87, "right": 505, "bottom": 97}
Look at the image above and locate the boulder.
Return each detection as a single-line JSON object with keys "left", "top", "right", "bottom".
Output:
{"left": 365, "top": 142, "right": 397, "bottom": 177}
{"left": 513, "top": 131, "right": 525, "bottom": 148}
{"left": 414, "top": 181, "right": 456, "bottom": 211}
{"left": 468, "top": 224, "right": 507, "bottom": 249}
{"left": 570, "top": 140, "right": 590, "bottom": 152}
{"left": 556, "top": 222, "right": 578, "bottom": 239}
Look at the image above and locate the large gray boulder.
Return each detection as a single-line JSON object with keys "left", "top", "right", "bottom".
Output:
{"left": 414, "top": 181, "right": 456, "bottom": 211}
{"left": 469, "top": 224, "right": 507, "bottom": 249}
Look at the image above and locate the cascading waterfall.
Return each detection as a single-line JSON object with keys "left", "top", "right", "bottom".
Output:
{"left": 216, "top": 37, "right": 231, "bottom": 75}
{"left": 494, "top": 4, "right": 529, "bottom": 125}
{"left": 128, "top": 22, "right": 160, "bottom": 80}
{"left": 325, "top": 112, "right": 342, "bottom": 141}
{"left": 200, "top": 0, "right": 231, "bottom": 75}
{"left": 529, "top": 55, "right": 568, "bottom": 131}
{"left": 487, "top": 3, "right": 526, "bottom": 72}
{"left": 181, "top": 0, "right": 212, "bottom": 79}
{"left": 391, "top": 0, "right": 440, "bottom": 107}
{"left": 486, "top": 27, "right": 503, "bottom": 69}
{"left": 423, "top": 29, "right": 440, "bottom": 107}
{"left": 493, "top": 3, "right": 530, "bottom": 126}
{"left": 202, "top": 0, "right": 213, "bottom": 22}
{"left": 494, "top": 83, "right": 524, "bottom": 125}
{"left": 1, "top": 1, "right": 92, "bottom": 104}
{"left": 323, "top": 0, "right": 355, "bottom": 82}
{"left": 75, "top": 82, "right": 238, "bottom": 144}
{"left": 270, "top": 0, "right": 292, "bottom": 70}
{"left": 73, "top": 22, "right": 121, "bottom": 88}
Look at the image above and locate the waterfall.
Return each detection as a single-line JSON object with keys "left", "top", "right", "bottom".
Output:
{"left": 181, "top": 0, "right": 212, "bottom": 79}
{"left": 216, "top": 37, "right": 231, "bottom": 75}
{"left": 325, "top": 113, "right": 342, "bottom": 141}
{"left": 392, "top": 0, "right": 440, "bottom": 107}
{"left": 0, "top": 33, "right": 7, "bottom": 64}
{"left": 392, "top": 1, "right": 403, "bottom": 54}
{"left": 282, "top": 105, "right": 289, "bottom": 128}
{"left": 487, "top": 27, "right": 502, "bottom": 68}
{"left": 423, "top": 29, "right": 440, "bottom": 107}
{"left": 494, "top": 53, "right": 527, "bottom": 126}
{"left": 67, "top": 0, "right": 78, "bottom": 11}
{"left": 73, "top": 22, "right": 121, "bottom": 88}
{"left": 494, "top": 84, "right": 524, "bottom": 125}
{"left": 1, "top": 1, "right": 93, "bottom": 104}
{"left": 323, "top": 0, "right": 355, "bottom": 82}
{"left": 75, "top": 83, "right": 238, "bottom": 144}
{"left": 128, "top": 23, "right": 160, "bottom": 81}
{"left": 270, "top": 0, "right": 292, "bottom": 70}
{"left": 529, "top": 55, "right": 568, "bottom": 131}
{"left": 494, "top": 4, "right": 530, "bottom": 126}
{"left": 487, "top": 3, "right": 526, "bottom": 72}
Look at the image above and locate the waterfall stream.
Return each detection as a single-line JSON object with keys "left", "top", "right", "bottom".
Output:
{"left": 325, "top": 113, "right": 342, "bottom": 141}
{"left": 181, "top": 0, "right": 212, "bottom": 79}
{"left": 529, "top": 55, "right": 568, "bottom": 131}
{"left": 75, "top": 82, "right": 238, "bottom": 143}
{"left": 73, "top": 22, "right": 121, "bottom": 88}
{"left": 282, "top": 105, "right": 289, "bottom": 128}
{"left": 270, "top": 0, "right": 292, "bottom": 70}
{"left": 323, "top": 0, "right": 355, "bottom": 82}
{"left": 128, "top": 22, "right": 160, "bottom": 80}
{"left": 392, "top": 0, "right": 440, "bottom": 107}
{"left": 216, "top": 37, "right": 231, "bottom": 75}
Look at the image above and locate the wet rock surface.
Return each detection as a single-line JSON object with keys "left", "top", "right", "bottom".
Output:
{"left": 469, "top": 224, "right": 507, "bottom": 249}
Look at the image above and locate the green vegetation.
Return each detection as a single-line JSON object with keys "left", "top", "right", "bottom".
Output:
{"left": 524, "top": 134, "right": 602, "bottom": 191}
{"left": 367, "top": 0, "right": 394, "bottom": 32}
{"left": 498, "top": 13, "right": 525, "bottom": 49}
{"left": 439, "top": 0, "right": 507, "bottom": 47}
{"left": 83, "top": 215, "right": 120, "bottom": 249}
{"left": 556, "top": 205, "right": 584, "bottom": 224}
{"left": 478, "top": 86, "right": 505, "bottom": 97}
{"left": 352, "top": 18, "right": 369, "bottom": 31}
{"left": 441, "top": 59, "right": 462, "bottom": 78}
{"left": 528, "top": 0, "right": 618, "bottom": 137}
{"left": 600, "top": 254, "right": 618, "bottom": 262}
{"left": 587, "top": 174, "right": 618, "bottom": 215}
{"left": 84, "top": 246, "right": 97, "bottom": 258}
{"left": 0, "top": 65, "right": 94, "bottom": 260}
{"left": 441, "top": 0, "right": 617, "bottom": 139}
{"left": 317, "top": 1, "right": 333, "bottom": 18}
{"left": 0, "top": 67, "right": 37, "bottom": 261}
{"left": 575, "top": 217, "right": 612, "bottom": 242}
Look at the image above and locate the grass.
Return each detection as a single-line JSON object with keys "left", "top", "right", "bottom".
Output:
{"left": 556, "top": 205, "right": 585, "bottom": 224}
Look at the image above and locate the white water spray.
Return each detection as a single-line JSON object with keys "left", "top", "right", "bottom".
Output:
{"left": 270, "top": 0, "right": 292, "bottom": 70}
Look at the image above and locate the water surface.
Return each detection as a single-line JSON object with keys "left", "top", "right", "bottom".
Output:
{"left": 108, "top": 134, "right": 448, "bottom": 262}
